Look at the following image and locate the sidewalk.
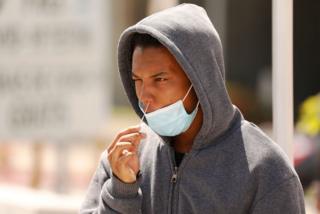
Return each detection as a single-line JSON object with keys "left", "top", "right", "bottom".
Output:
{"left": 0, "top": 184, "right": 81, "bottom": 214}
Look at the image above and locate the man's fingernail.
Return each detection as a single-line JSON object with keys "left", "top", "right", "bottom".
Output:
{"left": 140, "top": 133, "right": 146, "bottom": 138}
{"left": 130, "top": 125, "right": 140, "bottom": 129}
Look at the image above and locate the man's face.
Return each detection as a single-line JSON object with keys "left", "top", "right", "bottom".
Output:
{"left": 132, "top": 46, "right": 198, "bottom": 113}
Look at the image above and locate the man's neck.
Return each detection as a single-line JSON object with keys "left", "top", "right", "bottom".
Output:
{"left": 172, "top": 108, "right": 203, "bottom": 153}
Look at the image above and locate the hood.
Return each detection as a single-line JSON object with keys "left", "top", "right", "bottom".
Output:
{"left": 117, "top": 3, "right": 236, "bottom": 149}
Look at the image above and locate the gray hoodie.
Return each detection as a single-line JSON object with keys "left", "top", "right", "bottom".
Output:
{"left": 80, "top": 4, "right": 305, "bottom": 214}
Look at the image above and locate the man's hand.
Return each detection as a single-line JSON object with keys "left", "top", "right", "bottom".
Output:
{"left": 107, "top": 126, "right": 145, "bottom": 183}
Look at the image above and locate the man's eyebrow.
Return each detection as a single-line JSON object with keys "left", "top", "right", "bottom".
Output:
{"left": 150, "top": 71, "right": 168, "bottom": 78}
{"left": 131, "top": 71, "right": 168, "bottom": 78}
{"left": 131, "top": 72, "right": 139, "bottom": 78}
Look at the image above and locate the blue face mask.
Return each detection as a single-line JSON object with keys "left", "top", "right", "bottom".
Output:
{"left": 139, "top": 85, "right": 200, "bottom": 136}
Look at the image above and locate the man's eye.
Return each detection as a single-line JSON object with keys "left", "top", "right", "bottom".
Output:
{"left": 156, "top": 77, "right": 167, "bottom": 82}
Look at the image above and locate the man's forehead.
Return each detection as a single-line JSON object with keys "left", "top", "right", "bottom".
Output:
{"left": 131, "top": 45, "right": 189, "bottom": 81}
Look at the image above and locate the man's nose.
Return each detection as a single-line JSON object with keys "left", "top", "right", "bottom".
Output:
{"left": 139, "top": 91, "right": 153, "bottom": 106}
{"left": 137, "top": 86, "right": 154, "bottom": 110}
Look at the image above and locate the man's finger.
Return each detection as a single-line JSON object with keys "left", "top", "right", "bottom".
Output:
{"left": 107, "top": 125, "right": 141, "bottom": 152}
{"left": 108, "top": 142, "right": 135, "bottom": 162}
{"left": 119, "top": 132, "right": 145, "bottom": 147}
{"left": 118, "top": 152, "right": 139, "bottom": 173}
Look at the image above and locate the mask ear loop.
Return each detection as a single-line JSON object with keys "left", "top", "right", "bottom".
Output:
{"left": 182, "top": 84, "right": 194, "bottom": 102}
{"left": 136, "top": 83, "right": 150, "bottom": 155}
{"left": 139, "top": 103, "right": 149, "bottom": 135}
{"left": 182, "top": 84, "right": 200, "bottom": 112}
{"left": 137, "top": 83, "right": 150, "bottom": 123}
{"left": 140, "top": 103, "right": 150, "bottom": 123}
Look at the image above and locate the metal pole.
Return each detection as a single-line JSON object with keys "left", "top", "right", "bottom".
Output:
{"left": 147, "top": 0, "right": 178, "bottom": 14}
{"left": 272, "top": 0, "right": 294, "bottom": 163}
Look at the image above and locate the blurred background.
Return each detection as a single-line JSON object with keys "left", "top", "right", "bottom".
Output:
{"left": 0, "top": 0, "right": 319, "bottom": 213}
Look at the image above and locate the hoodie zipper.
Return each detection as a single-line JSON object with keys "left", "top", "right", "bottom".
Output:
{"left": 168, "top": 145, "right": 179, "bottom": 214}
{"left": 169, "top": 165, "right": 178, "bottom": 214}
{"left": 168, "top": 146, "right": 190, "bottom": 213}
{"left": 171, "top": 166, "right": 178, "bottom": 183}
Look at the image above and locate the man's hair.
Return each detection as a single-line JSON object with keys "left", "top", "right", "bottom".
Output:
{"left": 131, "top": 33, "right": 163, "bottom": 49}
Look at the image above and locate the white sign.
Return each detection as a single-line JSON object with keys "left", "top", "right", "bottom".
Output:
{"left": 0, "top": 0, "right": 111, "bottom": 140}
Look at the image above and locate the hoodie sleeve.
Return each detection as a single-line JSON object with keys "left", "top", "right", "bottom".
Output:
{"left": 250, "top": 175, "right": 305, "bottom": 214}
{"left": 80, "top": 152, "right": 143, "bottom": 214}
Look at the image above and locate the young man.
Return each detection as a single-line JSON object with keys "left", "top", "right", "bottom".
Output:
{"left": 81, "top": 4, "right": 305, "bottom": 213}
